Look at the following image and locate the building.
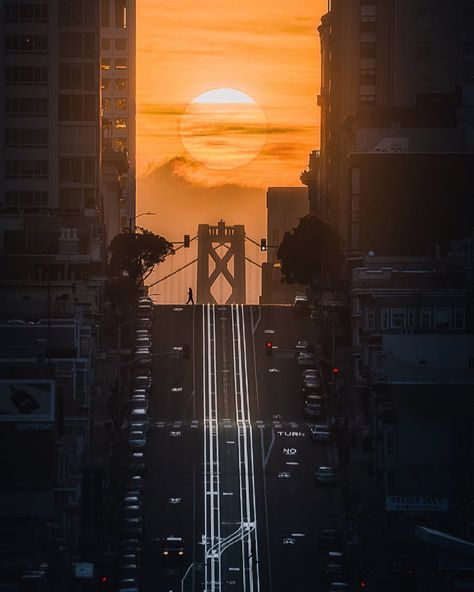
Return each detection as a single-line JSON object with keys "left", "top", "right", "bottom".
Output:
{"left": 311, "top": 0, "right": 474, "bottom": 248}
{"left": 100, "top": 0, "right": 136, "bottom": 233}
{"left": 261, "top": 187, "right": 309, "bottom": 304}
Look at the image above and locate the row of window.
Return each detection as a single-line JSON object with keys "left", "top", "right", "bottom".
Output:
{"left": 59, "top": 0, "right": 98, "bottom": 28}
{"left": 5, "top": 159, "right": 48, "bottom": 179}
{"left": 362, "top": 307, "right": 466, "bottom": 332}
{"left": 102, "top": 97, "right": 127, "bottom": 111}
{"left": 101, "top": 37, "right": 127, "bottom": 51}
{"left": 59, "top": 157, "right": 96, "bottom": 184}
{"left": 103, "top": 118, "right": 127, "bottom": 130}
{"left": 5, "top": 35, "right": 48, "bottom": 54}
{"left": 5, "top": 67, "right": 48, "bottom": 86}
{"left": 4, "top": 191, "right": 48, "bottom": 208}
{"left": 59, "top": 94, "right": 96, "bottom": 122}
{"left": 5, "top": 97, "right": 48, "bottom": 116}
{"left": 102, "top": 78, "right": 127, "bottom": 91}
{"left": 5, "top": 128, "right": 48, "bottom": 147}
{"left": 4, "top": 3, "right": 48, "bottom": 23}
{"left": 59, "top": 64, "right": 97, "bottom": 91}
{"left": 101, "top": 0, "right": 128, "bottom": 29}
{"left": 59, "top": 32, "right": 97, "bottom": 60}
{"left": 101, "top": 58, "right": 127, "bottom": 70}
{"left": 59, "top": 188, "right": 97, "bottom": 210}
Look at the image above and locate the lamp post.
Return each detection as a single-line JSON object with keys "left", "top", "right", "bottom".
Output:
{"left": 129, "top": 211, "right": 156, "bottom": 229}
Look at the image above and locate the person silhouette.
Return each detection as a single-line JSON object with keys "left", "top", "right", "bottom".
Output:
{"left": 186, "top": 287, "right": 194, "bottom": 305}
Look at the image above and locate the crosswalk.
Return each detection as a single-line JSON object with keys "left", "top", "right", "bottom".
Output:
{"left": 153, "top": 419, "right": 317, "bottom": 430}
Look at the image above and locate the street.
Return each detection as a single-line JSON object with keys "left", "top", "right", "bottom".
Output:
{"left": 141, "top": 304, "right": 343, "bottom": 591}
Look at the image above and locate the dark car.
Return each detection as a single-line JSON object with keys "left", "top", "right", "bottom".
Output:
{"left": 309, "top": 424, "right": 332, "bottom": 443}
{"left": 303, "top": 399, "right": 325, "bottom": 419}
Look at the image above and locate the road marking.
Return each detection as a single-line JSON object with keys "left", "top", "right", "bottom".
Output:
{"left": 169, "top": 431, "right": 181, "bottom": 437}
{"left": 283, "top": 448, "right": 297, "bottom": 455}
{"left": 291, "top": 533, "right": 305, "bottom": 537}
{"left": 169, "top": 497, "right": 181, "bottom": 504}
{"left": 226, "top": 441, "right": 235, "bottom": 444}
{"left": 222, "top": 492, "right": 234, "bottom": 496}
{"left": 278, "top": 431, "right": 305, "bottom": 437}
{"left": 173, "top": 307, "right": 183, "bottom": 311}
{"left": 264, "top": 329, "right": 275, "bottom": 334}
{"left": 278, "top": 472, "right": 290, "bottom": 478}
{"left": 268, "top": 368, "right": 280, "bottom": 373}
{"left": 286, "top": 461, "right": 299, "bottom": 466}
{"left": 171, "top": 387, "right": 183, "bottom": 392}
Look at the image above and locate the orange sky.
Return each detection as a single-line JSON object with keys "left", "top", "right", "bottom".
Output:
{"left": 135, "top": 1, "right": 328, "bottom": 303}
{"left": 136, "top": 0, "right": 327, "bottom": 188}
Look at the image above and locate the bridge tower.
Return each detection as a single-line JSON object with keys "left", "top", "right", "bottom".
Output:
{"left": 197, "top": 220, "right": 246, "bottom": 304}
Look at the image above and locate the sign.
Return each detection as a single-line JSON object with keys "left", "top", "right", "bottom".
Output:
{"left": 0, "top": 380, "right": 55, "bottom": 422}
{"left": 74, "top": 562, "right": 94, "bottom": 579}
{"left": 385, "top": 495, "right": 449, "bottom": 513}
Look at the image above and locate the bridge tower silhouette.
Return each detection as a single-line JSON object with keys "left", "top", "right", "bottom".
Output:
{"left": 197, "top": 220, "right": 246, "bottom": 304}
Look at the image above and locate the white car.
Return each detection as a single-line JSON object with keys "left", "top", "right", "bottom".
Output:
{"left": 315, "top": 465, "right": 337, "bottom": 485}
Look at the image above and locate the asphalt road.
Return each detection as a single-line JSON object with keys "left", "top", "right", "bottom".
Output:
{"left": 141, "top": 304, "right": 343, "bottom": 592}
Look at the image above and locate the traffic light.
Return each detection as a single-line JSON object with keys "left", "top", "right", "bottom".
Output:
{"left": 265, "top": 340, "right": 273, "bottom": 356}
{"left": 183, "top": 234, "right": 190, "bottom": 248}
{"left": 359, "top": 579, "right": 367, "bottom": 589}
{"left": 182, "top": 344, "right": 190, "bottom": 359}
{"left": 260, "top": 238, "right": 267, "bottom": 251}
{"left": 98, "top": 575, "right": 109, "bottom": 586}
{"left": 332, "top": 366, "right": 340, "bottom": 376}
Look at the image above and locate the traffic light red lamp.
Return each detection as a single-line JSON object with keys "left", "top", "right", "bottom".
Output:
{"left": 265, "top": 341, "right": 273, "bottom": 356}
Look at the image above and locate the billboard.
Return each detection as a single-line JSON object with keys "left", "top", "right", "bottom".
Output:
{"left": 0, "top": 380, "right": 55, "bottom": 422}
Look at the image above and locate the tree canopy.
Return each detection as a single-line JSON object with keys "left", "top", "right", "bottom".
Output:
{"left": 108, "top": 227, "right": 174, "bottom": 285}
{"left": 277, "top": 215, "right": 341, "bottom": 286}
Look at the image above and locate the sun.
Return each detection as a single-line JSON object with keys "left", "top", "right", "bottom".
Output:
{"left": 180, "top": 88, "right": 267, "bottom": 170}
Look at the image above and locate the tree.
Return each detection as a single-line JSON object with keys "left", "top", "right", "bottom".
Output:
{"left": 277, "top": 215, "right": 341, "bottom": 287}
{"left": 108, "top": 227, "right": 174, "bottom": 285}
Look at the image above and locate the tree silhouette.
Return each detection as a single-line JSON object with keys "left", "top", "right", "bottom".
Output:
{"left": 277, "top": 215, "right": 341, "bottom": 286}
{"left": 108, "top": 227, "right": 174, "bottom": 285}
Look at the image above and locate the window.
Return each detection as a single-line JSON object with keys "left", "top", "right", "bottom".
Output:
{"left": 101, "top": 58, "right": 111, "bottom": 70}
{"left": 114, "top": 98, "right": 127, "bottom": 111}
{"left": 390, "top": 308, "right": 406, "bottom": 330}
{"left": 5, "top": 128, "right": 48, "bottom": 147}
{"left": 360, "top": 94, "right": 376, "bottom": 105}
{"left": 407, "top": 308, "right": 416, "bottom": 329}
{"left": 5, "top": 97, "right": 48, "bottom": 116}
{"left": 5, "top": 159, "right": 48, "bottom": 179}
{"left": 102, "top": 97, "right": 110, "bottom": 111}
{"left": 5, "top": 191, "right": 48, "bottom": 208}
{"left": 455, "top": 308, "right": 465, "bottom": 331}
{"left": 420, "top": 308, "right": 431, "bottom": 330}
{"left": 351, "top": 168, "right": 360, "bottom": 194}
{"left": 4, "top": 3, "right": 48, "bottom": 23}
{"left": 114, "top": 78, "right": 126, "bottom": 91}
{"left": 59, "top": 0, "right": 98, "bottom": 27}
{"left": 115, "top": 37, "right": 127, "bottom": 50}
{"left": 5, "top": 67, "right": 48, "bottom": 86}
{"left": 434, "top": 308, "right": 451, "bottom": 331}
{"left": 363, "top": 308, "right": 375, "bottom": 331}
{"left": 351, "top": 195, "right": 359, "bottom": 222}
{"left": 101, "top": 78, "right": 111, "bottom": 91}
{"left": 115, "top": 0, "right": 127, "bottom": 28}
{"left": 5, "top": 35, "right": 48, "bottom": 54}
{"left": 386, "top": 471, "right": 395, "bottom": 494}
{"left": 101, "top": 0, "right": 110, "bottom": 27}
{"left": 59, "top": 32, "right": 97, "bottom": 59}
{"left": 417, "top": 9, "right": 433, "bottom": 31}
{"left": 115, "top": 59, "right": 127, "bottom": 70}
{"left": 112, "top": 137, "right": 127, "bottom": 151}
{"left": 59, "top": 157, "right": 96, "bottom": 184}
{"left": 351, "top": 223, "right": 360, "bottom": 249}
{"left": 386, "top": 432, "right": 396, "bottom": 456}
{"left": 381, "top": 308, "right": 389, "bottom": 331}
{"left": 101, "top": 38, "right": 110, "bottom": 50}
{"left": 360, "top": 68, "right": 376, "bottom": 85}
{"left": 59, "top": 95, "right": 96, "bottom": 121}
{"left": 59, "top": 188, "right": 83, "bottom": 210}
{"left": 114, "top": 118, "right": 127, "bottom": 129}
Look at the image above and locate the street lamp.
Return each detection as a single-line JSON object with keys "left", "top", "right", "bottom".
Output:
{"left": 129, "top": 211, "right": 156, "bottom": 228}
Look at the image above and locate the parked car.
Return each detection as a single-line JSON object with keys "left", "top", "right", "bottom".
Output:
{"left": 128, "top": 438, "right": 146, "bottom": 451}
{"left": 293, "top": 295, "right": 309, "bottom": 314}
{"left": 133, "top": 374, "right": 151, "bottom": 389}
{"left": 303, "top": 400, "right": 325, "bottom": 419}
{"left": 324, "top": 551, "right": 346, "bottom": 578}
{"left": 296, "top": 353, "right": 317, "bottom": 369}
{"left": 315, "top": 466, "right": 337, "bottom": 485}
{"left": 295, "top": 339, "right": 311, "bottom": 356}
{"left": 309, "top": 424, "right": 332, "bottom": 443}
{"left": 123, "top": 495, "right": 142, "bottom": 507}
{"left": 128, "top": 475, "right": 145, "bottom": 491}
{"left": 328, "top": 583, "right": 350, "bottom": 592}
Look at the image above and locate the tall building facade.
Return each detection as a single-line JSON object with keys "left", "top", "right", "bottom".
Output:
{"left": 0, "top": 1, "right": 106, "bottom": 582}
{"left": 100, "top": 0, "right": 136, "bottom": 233}
{"left": 309, "top": 0, "right": 474, "bottom": 251}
